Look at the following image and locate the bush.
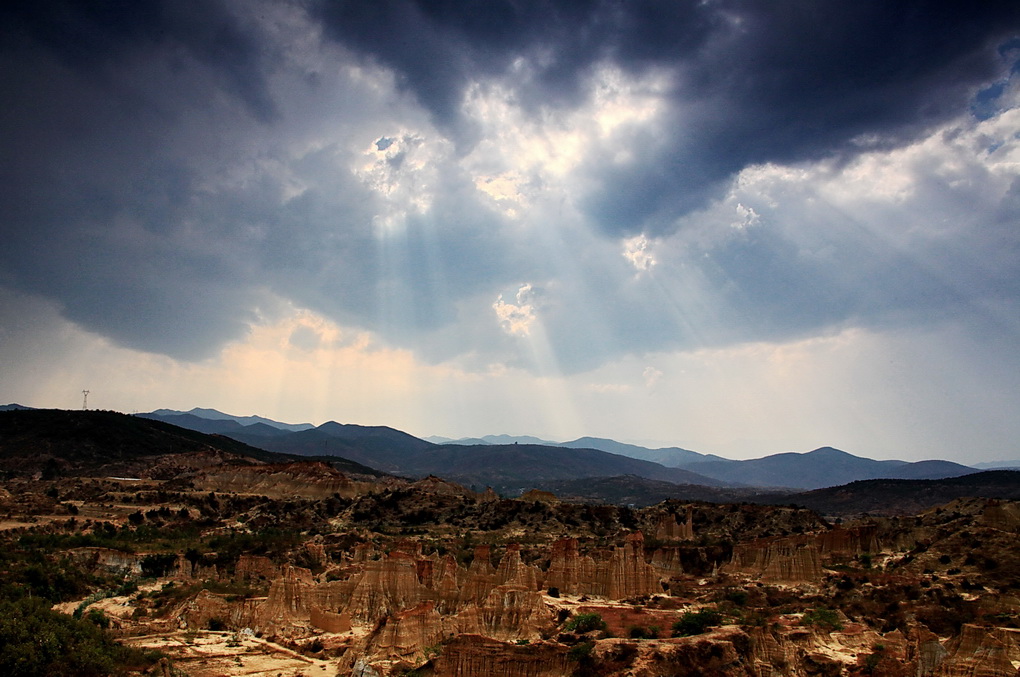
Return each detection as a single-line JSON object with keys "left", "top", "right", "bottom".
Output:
{"left": 672, "top": 608, "right": 722, "bottom": 637}
{"left": 567, "top": 640, "right": 595, "bottom": 662}
{"left": 564, "top": 613, "right": 606, "bottom": 633}
{"left": 0, "top": 596, "right": 156, "bottom": 676}
{"left": 140, "top": 553, "right": 178, "bottom": 578}
{"left": 801, "top": 608, "right": 843, "bottom": 631}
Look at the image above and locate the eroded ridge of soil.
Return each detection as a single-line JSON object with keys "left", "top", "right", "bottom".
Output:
{"left": 3, "top": 458, "right": 1020, "bottom": 676}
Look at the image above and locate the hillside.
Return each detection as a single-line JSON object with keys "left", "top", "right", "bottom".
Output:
{"left": 397, "top": 443, "right": 732, "bottom": 494}
{"left": 534, "top": 474, "right": 760, "bottom": 507}
{"left": 228, "top": 422, "right": 434, "bottom": 473}
{"left": 0, "top": 409, "right": 385, "bottom": 478}
{"left": 756, "top": 470, "right": 1020, "bottom": 516}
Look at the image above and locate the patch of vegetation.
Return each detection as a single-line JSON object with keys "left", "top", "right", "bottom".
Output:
{"left": 140, "top": 552, "right": 178, "bottom": 578}
{"left": 627, "top": 624, "right": 659, "bottom": 639}
{"left": 564, "top": 612, "right": 607, "bottom": 633}
{"left": 567, "top": 640, "right": 595, "bottom": 662}
{"left": 801, "top": 608, "right": 843, "bottom": 631}
{"left": 672, "top": 608, "right": 722, "bottom": 637}
{"left": 0, "top": 594, "right": 160, "bottom": 676}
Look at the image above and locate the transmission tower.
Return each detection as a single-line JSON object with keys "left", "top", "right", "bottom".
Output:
{"left": 82, "top": 389, "right": 90, "bottom": 410}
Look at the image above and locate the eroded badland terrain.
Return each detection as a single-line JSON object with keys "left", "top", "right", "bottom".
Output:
{"left": 2, "top": 410, "right": 1020, "bottom": 676}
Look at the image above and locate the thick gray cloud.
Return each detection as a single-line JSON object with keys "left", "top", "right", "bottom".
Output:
{"left": 1, "top": 0, "right": 1018, "bottom": 371}
{"left": 317, "top": 0, "right": 1020, "bottom": 233}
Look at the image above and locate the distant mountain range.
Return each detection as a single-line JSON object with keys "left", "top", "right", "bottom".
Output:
{"left": 3, "top": 407, "right": 1016, "bottom": 516}
{"left": 145, "top": 407, "right": 315, "bottom": 433}
{"left": 424, "top": 433, "right": 728, "bottom": 467}
{"left": 136, "top": 407, "right": 980, "bottom": 491}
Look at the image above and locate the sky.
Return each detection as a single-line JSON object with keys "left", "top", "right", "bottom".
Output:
{"left": 2, "top": 1, "right": 1019, "bottom": 463}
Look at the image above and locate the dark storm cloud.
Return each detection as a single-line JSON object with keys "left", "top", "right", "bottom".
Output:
{"left": 2, "top": 0, "right": 1019, "bottom": 367}
{"left": 317, "top": 0, "right": 1020, "bottom": 233}
{"left": 0, "top": 0, "right": 286, "bottom": 358}
{"left": 0, "top": 0, "right": 278, "bottom": 122}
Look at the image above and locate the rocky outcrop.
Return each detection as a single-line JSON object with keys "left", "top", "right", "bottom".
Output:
{"left": 655, "top": 507, "right": 695, "bottom": 541}
{"left": 430, "top": 635, "right": 572, "bottom": 677}
{"left": 494, "top": 544, "right": 541, "bottom": 591}
{"left": 726, "top": 536, "right": 823, "bottom": 583}
{"left": 67, "top": 547, "right": 142, "bottom": 575}
{"left": 459, "top": 545, "right": 502, "bottom": 606}
{"left": 309, "top": 605, "right": 351, "bottom": 633}
{"left": 981, "top": 501, "right": 1020, "bottom": 532}
{"left": 193, "top": 461, "right": 375, "bottom": 499}
{"left": 648, "top": 546, "right": 686, "bottom": 579}
{"left": 253, "top": 565, "right": 315, "bottom": 631}
{"left": 543, "top": 538, "right": 597, "bottom": 595}
{"left": 937, "top": 624, "right": 1020, "bottom": 677}
{"left": 343, "top": 551, "right": 428, "bottom": 621}
{"left": 598, "top": 532, "right": 662, "bottom": 599}
{"left": 543, "top": 533, "right": 662, "bottom": 599}
{"left": 816, "top": 525, "right": 880, "bottom": 557}
{"left": 372, "top": 601, "right": 447, "bottom": 660}
{"left": 455, "top": 586, "right": 553, "bottom": 641}
{"left": 234, "top": 554, "right": 280, "bottom": 581}
{"left": 174, "top": 589, "right": 236, "bottom": 631}
{"left": 520, "top": 489, "right": 557, "bottom": 503}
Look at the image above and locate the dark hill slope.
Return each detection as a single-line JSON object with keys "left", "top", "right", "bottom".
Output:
{"left": 753, "top": 470, "right": 1020, "bottom": 516}
{"left": 0, "top": 409, "right": 384, "bottom": 478}
{"left": 228, "top": 422, "right": 434, "bottom": 473}
{"left": 398, "top": 444, "right": 731, "bottom": 494}
{"left": 535, "top": 474, "right": 759, "bottom": 507}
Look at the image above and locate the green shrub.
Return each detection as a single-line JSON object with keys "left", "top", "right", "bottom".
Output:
{"left": 140, "top": 553, "right": 178, "bottom": 578}
{"left": 672, "top": 608, "right": 722, "bottom": 637}
{"left": 0, "top": 596, "right": 157, "bottom": 676}
{"left": 801, "top": 608, "right": 843, "bottom": 631}
{"left": 564, "top": 612, "right": 606, "bottom": 633}
{"left": 567, "top": 640, "right": 595, "bottom": 662}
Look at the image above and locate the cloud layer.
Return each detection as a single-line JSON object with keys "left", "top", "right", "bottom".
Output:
{"left": 1, "top": 1, "right": 1019, "bottom": 459}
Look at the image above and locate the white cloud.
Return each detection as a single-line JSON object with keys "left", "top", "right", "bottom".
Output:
{"left": 622, "top": 235, "right": 656, "bottom": 271}
{"left": 730, "top": 202, "right": 760, "bottom": 230}
{"left": 643, "top": 366, "right": 663, "bottom": 388}
{"left": 493, "top": 283, "right": 538, "bottom": 337}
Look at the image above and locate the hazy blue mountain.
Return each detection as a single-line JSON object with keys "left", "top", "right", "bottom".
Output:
{"left": 138, "top": 412, "right": 248, "bottom": 435}
{"left": 398, "top": 443, "right": 734, "bottom": 493}
{"left": 683, "top": 447, "right": 974, "bottom": 490}
{"left": 424, "top": 433, "right": 558, "bottom": 446}
{"left": 883, "top": 459, "right": 977, "bottom": 480}
{"left": 0, "top": 404, "right": 35, "bottom": 411}
{"left": 146, "top": 408, "right": 314, "bottom": 432}
{"left": 557, "top": 436, "right": 729, "bottom": 467}
{"left": 482, "top": 434, "right": 559, "bottom": 445}
{"left": 137, "top": 408, "right": 981, "bottom": 490}
{"left": 973, "top": 460, "right": 1020, "bottom": 469}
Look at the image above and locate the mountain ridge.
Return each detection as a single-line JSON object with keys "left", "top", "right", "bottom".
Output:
{"left": 63, "top": 407, "right": 985, "bottom": 490}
